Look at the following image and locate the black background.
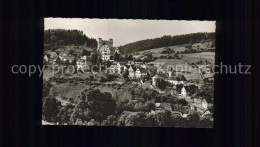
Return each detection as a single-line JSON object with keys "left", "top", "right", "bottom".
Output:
{"left": 1, "top": 0, "right": 259, "bottom": 146}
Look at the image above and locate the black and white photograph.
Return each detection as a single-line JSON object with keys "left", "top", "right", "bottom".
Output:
{"left": 2, "top": 0, "right": 258, "bottom": 146}
{"left": 42, "top": 18, "right": 215, "bottom": 127}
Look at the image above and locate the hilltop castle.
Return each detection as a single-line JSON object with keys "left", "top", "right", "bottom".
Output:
{"left": 97, "top": 38, "right": 120, "bottom": 61}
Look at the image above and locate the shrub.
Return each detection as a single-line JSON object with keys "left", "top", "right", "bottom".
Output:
{"left": 99, "top": 76, "right": 107, "bottom": 82}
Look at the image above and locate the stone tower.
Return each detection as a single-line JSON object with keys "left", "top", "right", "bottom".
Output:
{"left": 97, "top": 38, "right": 113, "bottom": 50}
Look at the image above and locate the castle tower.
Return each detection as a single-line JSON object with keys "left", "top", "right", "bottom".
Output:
{"left": 97, "top": 38, "right": 113, "bottom": 50}
{"left": 97, "top": 38, "right": 102, "bottom": 50}
{"left": 108, "top": 38, "right": 113, "bottom": 48}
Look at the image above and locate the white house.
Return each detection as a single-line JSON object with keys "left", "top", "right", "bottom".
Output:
{"left": 168, "top": 79, "right": 184, "bottom": 85}
{"left": 152, "top": 74, "right": 168, "bottom": 86}
{"left": 76, "top": 56, "right": 92, "bottom": 71}
{"left": 114, "top": 48, "right": 120, "bottom": 54}
{"left": 135, "top": 68, "right": 142, "bottom": 78}
{"left": 97, "top": 38, "right": 119, "bottom": 61}
{"left": 44, "top": 55, "right": 49, "bottom": 62}
{"left": 116, "top": 62, "right": 121, "bottom": 74}
{"left": 135, "top": 67, "right": 147, "bottom": 78}
{"left": 181, "top": 87, "right": 187, "bottom": 96}
{"left": 44, "top": 52, "right": 58, "bottom": 64}
{"left": 58, "top": 52, "right": 67, "bottom": 61}
{"left": 128, "top": 66, "right": 135, "bottom": 79}
{"left": 202, "top": 98, "right": 213, "bottom": 110}
{"left": 152, "top": 75, "right": 159, "bottom": 86}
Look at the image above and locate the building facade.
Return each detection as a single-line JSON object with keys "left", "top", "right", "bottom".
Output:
{"left": 97, "top": 38, "right": 115, "bottom": 61}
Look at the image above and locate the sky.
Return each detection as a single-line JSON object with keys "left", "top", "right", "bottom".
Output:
{"left": 45, "top": 18, "right": 215, "bottom": 46}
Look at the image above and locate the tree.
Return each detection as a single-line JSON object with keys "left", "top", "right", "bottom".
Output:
{"left": 145, "top": 114, "right": 158, "bottom": 127}
{"left": 145, "top": 101, "right": 156, "bottom": 111}
{"left": 175, "top": 99, "right": 188, "bottom": 106}
{"left": 175, "top": 84, "right": 184, "bottom": 94}
{"left": 118, "top": 32, "right": 215, "bottom": 54}
{"left": 82, "top": 49, "right": 91, "bottom": 56}
{"left": 124, "top": 54, "right": 129, "bottom": 60}
{"left": 197, "top": 85, "right": 214, "bottom": 99}
{"left": 122, "top": 69, "right": 129, "bottom": 81}
{"left": 117, "top": 114, "right": 128, "bottom": 126}
{"left": 199, "top": 116, "right": 213, "bottom": 128}
{"left": 154, "top": 109, "right": 171, "bottom": 126}
{"left": 180, "top": 75, "right": 186, "bottom": 81}
{"left": 128, "top": 54, "right": 133, "bottom": 61}
{"left": 101, "top": 115, "right": 117, "bottom": 126}
{"left": 186, "top": 111, "right": 200, "bottom": 127}
{"left": 42, "top": 97, "right": 61, "bottom": 122}
{"left": 68, "top": 49, "right": 74, "bottom": 55}
{"left": 99, "top": 76, "right": 107, "bottom": 82}
{"left": 124, "top": 112, "right": 146, "bottom": 126}
{"left": 147, "top": 53, "right": 153, "bottom": 59}
{"left": 103, "top": 61, "right": 110, "bottom": 68}
{"left": 44, "top": 29, "right": 97, "bottom": 47}
{"left": 70, "top": 100, "right": 90, "bottom": 123}
{"left": 50, "top": 35, "right": 57, "bottom": 43}
{"left": 86, "top": 75, "right": 94, "bottom": 81}
{"left": 156, "top": 78, "right": 168, "bottom": 90}
{"left": 141, "top": 91, "right": 150, "bottom": 101}
{"left": 58, "top": 104, "right": 75, "bottom": 124}
{"left": 85, "top": 89, "right": 116, "bottom": 122}
{"left": 43, "top": 80, "right": 51, "bottom": 98}
{"left": 106, "top": 74, "right": 117, "bottom": 81}
{"left": 96, "top": 54, "right": 102, "bottom": 65}
{"left": 113, "top": 52, "right": 120, "bottom": 61}
{"left": 90, "top": 52, "right": 98, "bottom": 64}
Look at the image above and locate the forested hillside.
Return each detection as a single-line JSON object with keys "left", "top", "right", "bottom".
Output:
{"left": 118, "top": 32, "right": 215, "bottom": 54}
{"left": 44, "top": 29, "right": 97, "bottom": 47}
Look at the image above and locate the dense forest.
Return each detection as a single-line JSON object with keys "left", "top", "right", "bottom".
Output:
{"left": 118, "top": 32, "right": 215, "bottom": 54}
{"left": 44, "top": 29, "right": 97, "bottom": 47}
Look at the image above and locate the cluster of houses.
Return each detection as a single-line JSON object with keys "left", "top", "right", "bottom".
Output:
{"left": 44, "top": 38, "right": 213, "bottom": 117}
{"left": 44, "top": 52, "right": 75, "bottom": 64}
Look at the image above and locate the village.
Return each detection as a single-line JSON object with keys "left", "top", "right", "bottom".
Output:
{"left": 43, "top": 36, "right": 214, "bottom": 127}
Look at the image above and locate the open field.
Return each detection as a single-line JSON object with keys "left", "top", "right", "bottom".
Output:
{"left": 149, "top": 58, "right": 187, "bottom": 65}
{"left": 148, "top": 58, "right": 203, "bottom": 82}
{"left": 50, "top": 82, "right": 90, "bottom": 99}
{"left": 181, "top": 52, "right": 215, "bottom": 64}
{"left": 50, "top": 79, "right": 127, "bottom": 101}
{"left": 137, "top": 41, "right": 214, "bottom": 55}
{"left": 138, "top": 44, "right": 188, "bottom": 54}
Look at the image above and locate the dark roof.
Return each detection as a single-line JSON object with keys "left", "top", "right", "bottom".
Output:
{"left": 204, "top": 98, "right": 214, "bottom": 104}
{"left": 138, "top": 67, "right": 147, "bottom": 73}
{"left": 45, "top": 54, "right": 51, "bottom": 58}
{"left": 160, "top": 103, "right": 172, "bottom": 111}
{"left": 157, "top": 73, "right": 168, "bottom": 79}
{"left": 110, "top": 47, "right": 117, "bottom": 53}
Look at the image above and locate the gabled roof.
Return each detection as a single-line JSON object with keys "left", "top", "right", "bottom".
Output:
{"left": 128, "top": 66, "right": 134, "bottom": 71}
{"left": 161, "top": 103, "right": 172, "bottom": 111}
{"left": 157, "top": 73, "right": 168, "bottom": 79}
{"left": 119, "top": 111, "right": 139, "bottom": 117}
{"left": 139, "top": 68, "right": 147, "bottom": 74}
{"left": 44, "top": 54, "right": 50, "bottom": 58}
{"left": 63, "top": 56, "right": 75, "bottom": 60}
{"left": 80, "top": 55, "right": 87, "bottom": 60}
{"left": 111, "top": 61, "right": 118, "bottom": 65}
{"left": 203, "top": 98, "right": 214, "bottom": 104}
{"left": 59, "top": 52, "right": 67, "bottom": 57}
